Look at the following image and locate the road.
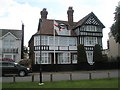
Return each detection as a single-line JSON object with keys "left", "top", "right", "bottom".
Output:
{"left": 1, "top": 69, "right": 119, "bottom": 82}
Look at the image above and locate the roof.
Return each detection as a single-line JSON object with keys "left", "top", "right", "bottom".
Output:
{"left": 0, "top": 29, "right": 22, "bottom": 39}
{"left": 33, "top": 12, "right": 105, "bottom": 38}
{"left": 74, "top": 12, "right": 105, "bottom": 29}
{"left": 35, "top": 19, "right": 77, "bottom": 36}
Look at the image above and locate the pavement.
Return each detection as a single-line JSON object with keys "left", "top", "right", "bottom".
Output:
{"left": 1, "top": 69, "right": 119, "bottom": 82}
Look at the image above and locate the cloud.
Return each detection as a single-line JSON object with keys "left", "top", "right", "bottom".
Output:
{"left": 0, "top": 0, "right": 41, "bottom": 46}
{"left": 0, "top": 0, "right": 119, "bottom": 49}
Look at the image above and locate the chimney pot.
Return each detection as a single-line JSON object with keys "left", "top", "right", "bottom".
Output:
{"left": 40, "top": 8, "right": 48, "bottom": 19}
{"left": 67, "top": 6, "right": 74, "bottom": 26}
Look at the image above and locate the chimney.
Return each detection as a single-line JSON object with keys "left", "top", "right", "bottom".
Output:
{"left": 40, "top": 8, "right": 48, "bottom": 19}
{"left": 67, "top": 7, "right": 74, "bottom": 26}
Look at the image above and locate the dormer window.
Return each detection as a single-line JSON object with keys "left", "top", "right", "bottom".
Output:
{"left": 58, "top": 23, "right": 68, "bottom": 30}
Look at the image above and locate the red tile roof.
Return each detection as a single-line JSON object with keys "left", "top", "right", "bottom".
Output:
{"left": 35, "top": 19, "right": 77, "bottom": 36}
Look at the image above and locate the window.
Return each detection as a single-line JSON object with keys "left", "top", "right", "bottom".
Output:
{"left": 80, "top": 26, "right": 85, "bottom": 31}
{"left": 58, "top": 53, "right": 70, "bottom": 64}
{"left": 34, "top": 36, "right": 48, "bottom": 46}
{"left": 4, "top": 55, "right": 12, "bottom": 59}
{"left": 3, "top": 54, "right": 16, "bottom": 61}
{"left": 8, "top": 63, "right": 14, "bottom": 67}
{"left": 86, "top": 25, "right": 97, "bottom": 31}
{"left": 35, "top": 52, "right": 51, "bottom": 64}
{"left": 59, "top": 37, "right": 68, "bottom": 46}
{"left": 86, "top": 51, "right": 93, "bottom": 64}
{"left": 49, "top": 36, "right": 53, "bottom": 46}
{"left": 69, "top": 37, "right": 76, "bottom": 46}
{"left": 41, "top": 36, "right": 48, "bottom": 45}
{"left": 72, "top": 54, "right": 77, "bottom": 64}
{"left": 3, "top": 39, "right": 15, "bottom": 48}
{"left": 2, "top": 62, "right": 8, "bottom": 67}
{"left": 86, "top": 37, "right": 97, "bottom": 46}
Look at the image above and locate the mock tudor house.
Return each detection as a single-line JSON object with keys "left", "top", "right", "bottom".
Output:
{"left": 29, "top": 7, "right": 105, "bottom": 65}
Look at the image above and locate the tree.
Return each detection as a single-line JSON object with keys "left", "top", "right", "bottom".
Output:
{"left": 93, "top": 44, "right": 103, "bottom": 63}
{"left": 111, "top": 4, "right": 120, "bottom": 43}
{"left": 77, "top": 44, "right": 87, "bottom": 64}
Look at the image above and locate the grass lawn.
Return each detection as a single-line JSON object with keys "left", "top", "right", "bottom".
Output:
{"left": 2, "top": 78, "right": 118, "bottom": 88}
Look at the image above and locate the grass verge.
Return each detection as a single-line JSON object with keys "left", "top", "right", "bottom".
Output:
{"left": 2, "top": 78, "right": 118, "bottom": 88}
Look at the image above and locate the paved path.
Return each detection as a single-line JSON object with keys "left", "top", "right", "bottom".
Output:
{"left": 1, "top": 69, "right": 119, "bottom": 82}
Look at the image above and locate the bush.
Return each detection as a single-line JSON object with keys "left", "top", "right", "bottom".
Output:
{"left": 19, "top": 59, "right": 32, "bottom": 68}
{"left": 93, "top": 44, "right": 103, "bottom": 63}
{"left": 102, "top": 55, "right": 108, "bottom": 63}
{"left": 77, "top": 44, "right": 87, "bottom": 64}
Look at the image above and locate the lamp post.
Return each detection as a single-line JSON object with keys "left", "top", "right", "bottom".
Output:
{"left": 38, "top": 19, "right": 44, "bottom": 85}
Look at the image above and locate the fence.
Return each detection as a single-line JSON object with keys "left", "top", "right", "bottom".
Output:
{"left": 2, "top": 70, "right": 118, "bottom": 83}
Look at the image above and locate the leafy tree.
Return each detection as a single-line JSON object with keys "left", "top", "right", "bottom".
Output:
{"left": 93, "top": 44, "right": 103, "bottom": 63}
{"left": 77, "top": 44, "right": 87, "bottom": 64}
{"left": 111, "top": 4, "right": 120, "bottom": 43}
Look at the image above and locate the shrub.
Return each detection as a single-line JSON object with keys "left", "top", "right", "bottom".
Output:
{"left": 19, "top": 59, "right": 32, "bottom": 67}
{"left": 77, "top": 44, "right": 87, "bottom": 64}
{"left": 93, "top": 44, "right": 103, "bottom": 63}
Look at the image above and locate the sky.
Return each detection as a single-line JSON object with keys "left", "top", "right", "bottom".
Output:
{"left": 0, "top": 0, "right": 119, "bottom": 49}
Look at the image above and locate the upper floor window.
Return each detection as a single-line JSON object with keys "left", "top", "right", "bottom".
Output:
{"left": 34, "top": 36, "right": 48, "bottom": 46}
{"left": 34, "top": 36, "right": 40, "bottom": 46}
{"left": 3, "top": 39, "right": 15, "bottom": 48}
{"left": 86, "top": 25, "right": 97, "bottom": 32}
{"left": 69, "top": 37, "right": 76, "bottom": 46}
{"left": 41, "top": 36, "right": 48, "bottom": 45}
{"left": 85, "top": 37, "right": 97, "bottom": 46}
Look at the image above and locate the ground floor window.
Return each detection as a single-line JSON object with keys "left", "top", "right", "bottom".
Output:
{"left": 3, "top": 54, "right": 16, "bottom": 61}
{"left": 86, "top": 51, "right": 94, "bottom": 65}
{"left": 58, "top": 53, "right": 70, "bottom": 64}
{"left": 35, "top": 52, "right": 51, "bottom": 64}
{"left": 72, "top": 54, "right": 77, "bottom": 64}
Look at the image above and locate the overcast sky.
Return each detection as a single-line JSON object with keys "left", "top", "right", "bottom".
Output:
{"left": 0, "top": 0, "right": 119, "bottom": 49}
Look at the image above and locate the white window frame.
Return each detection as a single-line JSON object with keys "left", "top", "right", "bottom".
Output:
{"left": 58, "top": 53, "right": 70, "bottom": 64}
{"left": 3, "top": 54, "right": 16, "bottom": 60}
{"left": 72, "top": 54, "right": 77, "bottom": 64}
{"left": 35, "top": 52, "right": 51, "bottom": 64}
{"left": 86, "top": 37, "right": 97, "bottom": 46}
{"left": 86, "top": 51, "right": 93, "bottom": 64}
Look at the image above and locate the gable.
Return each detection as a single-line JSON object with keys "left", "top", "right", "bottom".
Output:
{"left": 0, "top": 29, "right": 22, "bottom": 40}
{"left": 85, "top": 16, "right": 100, "bottom": 25}
{"left": 1, "top": 32, "right": 18, "bottom": 40}
{"left": 74, "top": 12, "right": 105, "bottom": 29}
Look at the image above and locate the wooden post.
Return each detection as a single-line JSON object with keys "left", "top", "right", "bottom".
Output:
{"left": 108, "top": 72, "right": 110, "bottom": 79}
{"left": 32, "top": 75, "right": 34, "bottom": 82}
{"left": 13, "top": 75, "right": 16, "bottom": 83}
{"left": 50, "top": 74, "right": 53, "bottom": 82}
{"left": 89, "top": 73, "right": 92, "bottom": 80}
{"left": 70, "top": 73, "right": 72, "bottom": 81}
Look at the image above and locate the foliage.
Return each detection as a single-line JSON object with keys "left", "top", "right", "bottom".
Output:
{"left": 19, "top": 59, "right": 32, "bottom": 67}
{"left": 77, "top": 44, "right": 87, "bottom": 64}
{"left": 93, "top": 44, "right": 103, "bottom": 63}
{"left": 111, "top": 5, "right": 120, "bottom": 43}
{"left": 102, "top": 55, "right": 108, "bottom": 63}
